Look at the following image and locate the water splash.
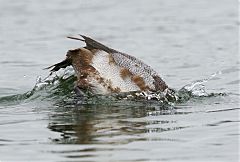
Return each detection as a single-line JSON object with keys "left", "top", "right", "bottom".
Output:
{"left": 0, "top": 69, "right": 226, "bottom": 107}
{"left": 181, "top": 71, "right": 222, "bottom": 95}
{"left": 176, "top": 71, "right": 225, "bottom": 102}
{"left": 0, "top": 67, "right": 76, "bottom": 105}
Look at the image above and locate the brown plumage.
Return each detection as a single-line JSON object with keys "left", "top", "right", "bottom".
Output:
{"left": 108, "top": 54, "right": 116, "bottom": 65}
{"left": 46, "top": 35, "right": 169, "bottom": 95}
{"left": 68, "top": 48, "right": 94, "bottom": 65}
{"left": 131, "top": 75, "right": 148, "bottom": 91}
{"left": 120, "top": 68, "right": 133, "bottom": 80}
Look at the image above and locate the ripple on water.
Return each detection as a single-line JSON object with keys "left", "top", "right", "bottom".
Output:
{"left": 0, "top": 0, "right": 239, "bottom": 161}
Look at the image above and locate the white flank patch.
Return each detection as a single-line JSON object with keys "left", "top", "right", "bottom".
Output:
{"left": 91, "top": 50, "right": 140, "bottom": 93}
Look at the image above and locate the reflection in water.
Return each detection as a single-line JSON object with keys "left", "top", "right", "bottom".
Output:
{"left": 0, "top": 0, "right": 238, "bottom": 161}
{"left": 48, "top": 104, "right": 185, "bottom": 145}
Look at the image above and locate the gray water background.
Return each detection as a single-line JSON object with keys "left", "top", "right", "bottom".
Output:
{"left": 0, "top": 0, "right": 239, "bottom": 161}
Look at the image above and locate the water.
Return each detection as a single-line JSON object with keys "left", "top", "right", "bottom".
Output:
{"left": 0, "top": 0, "right": 239, "bottom": 161}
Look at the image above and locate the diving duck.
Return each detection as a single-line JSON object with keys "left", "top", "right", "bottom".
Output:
{"left": 47, "top": 35, "right": 168, "bottom": 95}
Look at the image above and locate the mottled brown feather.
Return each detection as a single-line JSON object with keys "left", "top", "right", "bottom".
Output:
{"left": 112, "top": 87, "right": 121, "bottom": 93}
{"left": 68, "top": 48, "right": 93, "bottom": 66}
{"left": 131, "top": 75, "right": 148, "bottom": 91}
{"left": 108, "top": 54, "right": 116, "bottom": 65}
{"left": 120, "top": 68, "right": 133, "bottom": 80}
{"left": 94, "top": 77, "right": 121, "bottom": 93}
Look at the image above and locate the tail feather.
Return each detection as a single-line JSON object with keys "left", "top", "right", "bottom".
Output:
{"left": 67, "top": 34, "right": 117, "bottom": 53}
{"left": 45, "top": 59, "right": 71, "bottom": 72}
{"left": 46, "top": 35, "right": 116, "bottom": 73}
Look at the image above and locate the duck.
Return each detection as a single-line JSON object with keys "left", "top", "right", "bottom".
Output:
{"left": 46, "top": 35, "right": 168, "bottom": 95}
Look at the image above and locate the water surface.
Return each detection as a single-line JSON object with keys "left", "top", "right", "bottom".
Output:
{"left": 0, "top": 0, "right": 239, "bottom": 161}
